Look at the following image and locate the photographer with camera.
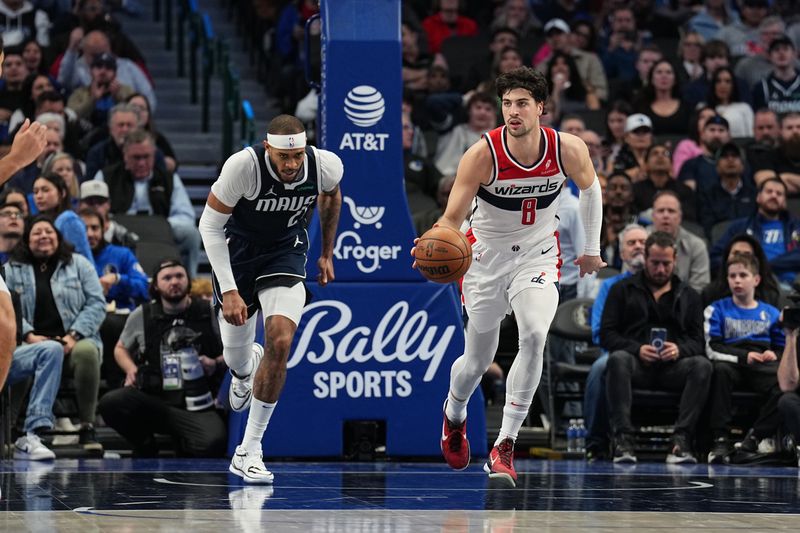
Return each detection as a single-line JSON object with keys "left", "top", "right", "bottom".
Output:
{"left": 777, "top": 304, "right": 800, "bottom": 466}
{"left": 601, "top": 231, "right": 711, "bottom": 464}
{"left": 98, "top": 258, "right": 227, "bottom": 457}
{"left": 66, "top": 53, "right": 134, "bottom": 129}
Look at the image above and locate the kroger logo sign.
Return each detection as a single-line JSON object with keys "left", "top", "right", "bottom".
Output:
{"left": 344, "top": 85, "right": 385, "bottom": 127}
{"left": 334, "top": 196, "right": 401, "bottom": 273}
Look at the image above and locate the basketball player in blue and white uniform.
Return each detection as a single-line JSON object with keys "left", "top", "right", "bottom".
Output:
{"left": 199, "top": 115, "right": 343, "bottom": 483}
{"left": 414, "top": 67, "right": 605, "bottom": 486}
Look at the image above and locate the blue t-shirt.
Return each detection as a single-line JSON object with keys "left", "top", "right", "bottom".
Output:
{"left": 704, "top": 297, "right": 784, "bottom": 364}
{"left": 760, "top": 220, "right": 785, "bottom": 260}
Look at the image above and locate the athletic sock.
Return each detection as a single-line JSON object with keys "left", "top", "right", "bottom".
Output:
{"left": 241, "top": 399, "right": 276, "bottom": 453}
{"left": 445, "top": 391, "right": 469, "bottom": 424}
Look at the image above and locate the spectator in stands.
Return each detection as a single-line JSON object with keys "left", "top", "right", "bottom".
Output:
{"left": 28, "top": 90, "right": 91, "bottom": 161}
{"left": 422, "top": 0, "right": 478, "bottom": 55}
{"left": 0, "top": 48, "right": 29, "bottom": 144}
{"left": 705, "top": 253, "right": 785, "bottom": 463}
{"left": 650, "top": 190, "right": 710, "bottom": 291}
{"left": 602, "top": 172, "right": 641, "bottom": 270}
{"left": 634, "top": 59, "right": 692, "bottom": 136}
{"left": 0, "top": 199, "right": 23, "bottom": 263}
{"left": 58, "top": 30, "right": 156, "bottom": 111}
{"left": 602, "top": 231, "right": 711, "bottom": 464}
{"left": 584, "top": 223, "right": 648, "bottom": 460}
{"left": 0, "top": 185, "right": 28, "bottom": 215}
{"left": 735, "top": 16, "right": 791, "bottom": 89}
{"left": 67, "top": 53, "right": 135, "bottom": 128}
{"left": 98, "top": 258, "right": 227, "bottom": 458}
{"left": 752, "top": 108, "right": 780, "bottom": 149}
{"left": 85, "top": 103, "right": 167, "bottom": 181}
{"left": 4, "top": 215, "right": 106, "bottom": 450}
{"left": 401, "top": 22, "right": 434, "bottom": 93}
{"left": 6, "top": 72, "right": 53, "bottom": 135}
{"left": 95, "top": 129, "right": 201, "bottom": 276}
{"left": 0, "top": 0, "right": 50, "bottom": 48}
{"left": 78, "top": 180, "right": 138, "bottom": 250}
{"left": 602, "top": 100, "right": 632, "bottom": 176}
{"left": 32, "top": 173, "right": 93, "bottom": 262}
{"left": 716, "top": 0, "right": 769, "bottom": 59}
{"left": 682, "top": 39, "right": 751, "bottom": 108}
{"left": 470, "top": 46, "right": 523, "bottom": 100}
{"left": 601, "top": 5, "right": 644, "bottom": 83}
{"left": 672, "top": 106, "right": 717, "bottom": 177}
{"left": 126, "top": 93, "right": 177, "bottom": 174}
{"left": 677, "top": 114, "right": 731, "bottom": 190}
{"left": 434, "top": 92, "right": 496, "bottom": 176}
{"left": 706, "top": 66, "right": 754, "bottom": 138}
{"left": 402, "top": 113, "right": 439, "bottom": 221}
{"left": 579, "top": 129, "right": 604, "bottom": 175}
{"left": 42, "top": 151, "right": 81, "bottom": 202}
{"left": 676, "top": 31, "right": 705, "bottom": 84}
{"left": 463, "top": 27, "right": 519, "bottom": 94}
{"left": 612, "top": 113, "right": 654, "bottom": 183}
{"left": 490, "top": 0, "right": 541, "bottom": 41}
{"left": 710, "top": 177, "right": 800, "bottom": 284}
{"left": 546, "top": 50, "right": 600, "bottom": 123}
{"left": 79, "top": 207, "right": 147, "bottom": 311}
{"left": 561, "top": 115, "right": 585, "bottom": 137}
{"left": 697, "top": 142, "right": 757, "bottom": 239}
{"left": 20, "top": 38, "right": 44, "bottom": 75}
{"left": 751, "top": 112, "right": 800, "bottom": 194}
{"left": 687, "top": 0, "right": 738, "bottom": 41}
{"left": 633, "top": 144, "right": 695, "bottom": 221}
{"left": 752, "top": 36, "right": 800, "bottom": 116}
{"left": 536, "top": 18, "right": 609, "bottom": 103}
{"left": 702, "top": 233, "right": 781, "bottom": 307}
{"left": 777, "top": 310, "right": 800, "bottom": 464}
{"left": 610, "top": 43, "right": 662, "bottom": 104}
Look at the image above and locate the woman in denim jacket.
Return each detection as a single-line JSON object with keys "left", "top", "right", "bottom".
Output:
{"left": 32, "top": 173, "right": 94, "bottom": 265}
{"left": 4, "top": 215, "right": 107, "bottom": 450}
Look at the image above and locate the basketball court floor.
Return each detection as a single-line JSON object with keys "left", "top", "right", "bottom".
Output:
{"left": 1, "top": 458, "right": 799, "bottom": 531}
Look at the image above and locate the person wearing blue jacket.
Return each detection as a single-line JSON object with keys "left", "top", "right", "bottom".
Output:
{"left": 31, "top": 172, "right": 94, "bottom": 265}
{"left": 709, "top": 177, "right": 800, "bottom": 285}
{"left": 79, "top": 207, "right": 147, "bottom": 311}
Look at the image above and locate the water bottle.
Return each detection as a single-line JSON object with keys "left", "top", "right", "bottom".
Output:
{"left": 567, "top": 419, "right": 578, "bottom": 453}
{"left": 576, "top": 418, "right": 587, "bottom": 454}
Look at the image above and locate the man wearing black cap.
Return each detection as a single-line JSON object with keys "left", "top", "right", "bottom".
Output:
{"left": 697, "top": 142, "right": 757, "bottom": 239}
{"left": 98, "top": 258, "right": 227, "bottom": 457}
{"left": 67, "top": 52, "right": 135, "bottom": 128}
{"left": 752, "top": 35, "right": 800, "bottom": 115}
{"left": 677, "top": 114, "right": 732, "bottom": 191}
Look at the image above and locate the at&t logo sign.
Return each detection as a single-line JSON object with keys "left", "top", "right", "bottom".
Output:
{"left": 340, "top": 85, "right": 389, "bottom": 151}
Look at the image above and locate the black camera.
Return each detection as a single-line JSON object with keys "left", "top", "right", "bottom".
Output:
{"left": 783, "top": 307, "right": 800, "bottom": 330}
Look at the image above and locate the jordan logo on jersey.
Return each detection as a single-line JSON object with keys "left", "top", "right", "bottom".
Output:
{"left": 294, "top": 235, "right": 304, "bottom": 247}
{"left": 264, "top": 185, "right": 277, "bottom": 197}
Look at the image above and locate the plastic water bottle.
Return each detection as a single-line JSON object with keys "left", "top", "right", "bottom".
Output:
{"left": 576, "top": 418, "right": 587, "bottom": 453}
{"left": 567, "top": 418, "right": 578, "bottom": 453}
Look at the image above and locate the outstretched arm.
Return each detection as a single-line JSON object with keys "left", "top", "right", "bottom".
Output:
{"left": 317, "top": 185, "right": 342, "bottom": 286}
{"left": 561, "top": 132, "right": 606, "bottom": 277}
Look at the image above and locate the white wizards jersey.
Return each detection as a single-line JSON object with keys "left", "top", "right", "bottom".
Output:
{"left": 468, "top": 125, "right": 567, "bottom": 252}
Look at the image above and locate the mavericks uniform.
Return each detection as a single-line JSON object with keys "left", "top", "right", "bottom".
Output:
{"left": 463, "top": 126, "right": 567, "bottom": 332}
{"left": 210, "top": 144, "right": 343, "bottom": 318}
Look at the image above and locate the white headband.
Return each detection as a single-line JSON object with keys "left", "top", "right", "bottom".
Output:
{"left": 267, "top": 132, "right": 306, "bottom": 150}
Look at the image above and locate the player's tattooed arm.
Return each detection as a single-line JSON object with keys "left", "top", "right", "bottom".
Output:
{"left": 318, "top": 184, "right": 342, "bottom": 259}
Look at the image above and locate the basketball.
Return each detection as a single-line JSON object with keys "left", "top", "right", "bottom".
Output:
{"left": 415, "top": 226, "right": 473, "bottom": 283}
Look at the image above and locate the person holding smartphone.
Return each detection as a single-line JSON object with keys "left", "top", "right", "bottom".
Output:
{"left": 66, "top": 53, "right": 135, "bottom": 129}
{"left": 704, "top": 253, "right": 785, "bottom": 464}
{"left": 777, "top": 306, "right": 800, "bottom": 466}
{"left": 600, "top": 231, "right": 711, "bottom": 464}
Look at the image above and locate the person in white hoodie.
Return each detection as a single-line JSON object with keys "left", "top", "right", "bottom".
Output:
{"left": 0, "top": 0, "right": 50, "bottom": 48}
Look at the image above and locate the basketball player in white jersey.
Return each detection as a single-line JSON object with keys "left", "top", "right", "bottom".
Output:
{"left": 199, "top": 115, "right": 343, "bottom": 483}
{"left": 414, "top": 67, "right": 605, "bottom": 486}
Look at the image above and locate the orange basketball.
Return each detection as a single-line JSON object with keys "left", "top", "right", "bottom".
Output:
{"left": 415, "top": 226, "right": 473, "bottom": 284}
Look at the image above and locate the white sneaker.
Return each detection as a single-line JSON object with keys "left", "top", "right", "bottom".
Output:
{"left": 14, "top": 434, "right": 56, "bottom": 461}
{"left": 229, "top": 445, "right": 274, "bottom": 484}
{"left": 229, "top": 344, "right": 263, "bottom": 412}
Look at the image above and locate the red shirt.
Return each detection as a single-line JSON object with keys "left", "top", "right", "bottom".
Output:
{"left": 421, "top": 14, "right": 478, "bottom": 54}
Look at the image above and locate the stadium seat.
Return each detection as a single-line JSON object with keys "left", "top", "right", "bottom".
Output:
{"left": 711, "top": 220, "right": 733, "bottom": 245}
{"left": 135, "top": 242, "right": 182, "bottom": 275}
{"left": 112, "top": 215, "right": 176, "bottom": 245}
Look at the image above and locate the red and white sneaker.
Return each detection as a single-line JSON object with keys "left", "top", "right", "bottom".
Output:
{"left": 484, "top": 438, "right": 517, "bottom": 487}
{"left": 441, "top": 403, "right": 470, "bottom": 470}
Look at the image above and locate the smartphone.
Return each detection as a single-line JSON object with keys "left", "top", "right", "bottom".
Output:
{"left": 784, "top": 307, "right": 800, "bottom": 330}
{"left": 650, "top": 327, "right": 667, "bottom": 356}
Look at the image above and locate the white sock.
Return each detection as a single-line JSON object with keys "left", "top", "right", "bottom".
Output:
{"left": 225, "top": 345, "right": 254, "bottom": 377}
{"left": 241, "top": 399, "right": 276, "bottom": 453}
{"left": 445, "top": 391, "right": 469, "bottom": 424}
{"left": 496, "top": 399, "right": 530, "bottom": 445}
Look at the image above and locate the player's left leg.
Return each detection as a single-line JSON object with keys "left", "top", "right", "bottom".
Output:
{"left": 229, "top": 283, "right": 306, "bottom": 484}
{"left": 485, "top": 283, "right": 559, "bottom": 486}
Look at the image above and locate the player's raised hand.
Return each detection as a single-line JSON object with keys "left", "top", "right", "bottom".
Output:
{"left": 574, "top": 254, "right": 607, "bottom": 277}
{"left": 317, "top": 256, "right": 335, "bottom": 286}
{"left": 8, "top": 119, "right": 47, "bottom": 167}
{"left": 222, "top": 290, "right": 248, "bottom": 326}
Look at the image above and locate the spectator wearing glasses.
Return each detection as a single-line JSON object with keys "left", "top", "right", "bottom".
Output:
{"left": 0, "top": 200, "right": 24, "bottom": 263}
